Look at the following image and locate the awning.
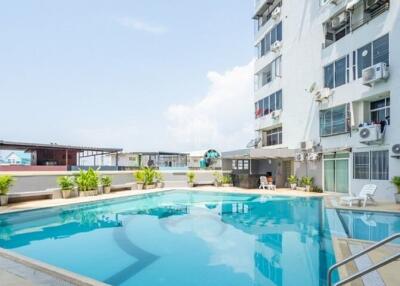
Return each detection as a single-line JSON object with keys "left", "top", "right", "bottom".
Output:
{"left": 322, "top": 147, "right": 352, "bottom": 154}
{"left": 222, "top": 148, "right": 295, "bottom": 160}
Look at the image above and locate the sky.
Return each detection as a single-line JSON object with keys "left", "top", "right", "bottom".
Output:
{"left": 0, "top": 0, "right": 255, "bottom": 153}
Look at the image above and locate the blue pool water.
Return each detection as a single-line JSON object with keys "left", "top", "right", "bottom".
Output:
{"left": 0, "top": 190, "right": 397, "bottom": 286}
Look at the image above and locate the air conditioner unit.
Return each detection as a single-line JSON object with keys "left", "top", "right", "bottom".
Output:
{"left": 271, "top": 109, "right": 282, "bottom": 119}
{"left": 331, "top": 12, "right": 348, "bottom": 29}
{"left": 271, "top": 7, "right": 281, "bottom": 20}
{"left": 307, "top": 152, "right": 320, "bottom": 161}
{"left": 315, "top": 88, "right": 332, "bottom": 102}
{"left": 362, "top": 62, "right": 389, "bottom": 86}
{"left": 271, "top": 41, "right": 282, "bottom": 52}
{"left": 365, "top": 0, "right": 382, "bottom": 12}
{"left": 295, "top": 153, "right": 305, "bottom": 162}
{"left": 359, "top": 125, "right": 382, "bottom": 143}
{"left": 391, "top": 144, "right": 400, "bottom": 158}
{"left": 300, "top": 141, "right": 313, "bottom": 150}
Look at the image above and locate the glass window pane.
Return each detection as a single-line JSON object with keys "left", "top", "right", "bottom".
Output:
{"left": 373, "top": 34, "right": 389, "bottom": 65}
{"left": 353, "top": 152, "right": 369, "bottom": 179}
{"left": 324, "top": 64, "right": 334, "bottom": 88}
{"left": 335, "top": 57, "right": 346, "bottom": 87}
{"left": 265, "top": 33, "right": 271, "bottom": 53}
{"left": 370, "top": 99, "right": 386, "bottom": 110}
{"left": 276, "top": 22, "right": 282, "bottom": 41}
{"left": 332, "top": 106, "right": 346, "bottom": 134}
{"left": 270, "top": 93, "right": 276, "bottom": 111}
{"left": 271, "top": 26, "right": 277, "bottom": 43}
{"left": 276, "top": 90, "right": 282, "bottom": 110}
{"left": 357, "top": 43, "right": 372, "bottom": 78}
{"left": 371, "top": 151, "right": 389, "bottom": 180}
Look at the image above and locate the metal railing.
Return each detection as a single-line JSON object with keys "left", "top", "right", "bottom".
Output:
{"left": 328, "top": 233, "right": 400, "bottom": 286}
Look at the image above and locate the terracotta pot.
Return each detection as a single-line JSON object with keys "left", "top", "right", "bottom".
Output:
{"left": 0, "top": 195, "right": 8, "bottom": 206}
{"left": 103, "top": 186, "right": 111, "bottom": 194}
{"left": 61, "top": 189, "right": 72, "bottom": 199}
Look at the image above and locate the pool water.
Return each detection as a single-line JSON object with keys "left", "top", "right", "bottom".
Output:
{"left": 0, "top": 190, "right": 392, "bottom": 286}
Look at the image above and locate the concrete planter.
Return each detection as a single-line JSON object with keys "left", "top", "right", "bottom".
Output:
{"left": 222, "top": 184, "right": 233, "bottom": 187}
{"left": 61, "top": 189, "right": 72, "bottom": 199}
{"left": 305, "top": 185, "right": 311, "bottom": 192}
{"left": 144, "top": 184, "right": 156, "bottom": 190}
{"left": 214, "top": 182, "right": 221, "bottom": 187}
{"left": 156, "top": 182, "right": 164, "bottom": 188}
{"left": 188, "top": 182, "right": 194, "bottom": 188}
{"left": 103, "top": 186, "right": 111, "bottom": 194}
{"left": 0, "top": 195, "right": 8, "bottom": 206}
{"left": 79, "top": 190, "right": 97, "bottom": 197}
{"left": 395, "top": 193, "right": 400, "bottom": 204}
{"left": 290, "top": 184, "right": 297, "bottom": 190}
{"left": 137, "top": 183, "right": 144, "bottom": 190}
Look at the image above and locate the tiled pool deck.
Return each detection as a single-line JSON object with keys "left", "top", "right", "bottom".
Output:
{"left": 0, "top": 187, "right": 399, "bottom": 286}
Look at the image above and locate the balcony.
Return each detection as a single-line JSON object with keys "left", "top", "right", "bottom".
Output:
{"left": 254, "top": 0, "right": 282, "bottom": 36}
{"left": 323, "top": 0, "right": 389, "bottom": 48}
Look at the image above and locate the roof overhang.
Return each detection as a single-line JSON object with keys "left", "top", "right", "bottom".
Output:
{"left": 222, "top": 148, "right": 295, "bottom": 160}
{"left": 253, "top": 0, "right": 276, "bottom": 19}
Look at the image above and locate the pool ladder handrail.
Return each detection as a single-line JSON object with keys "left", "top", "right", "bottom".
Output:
{"left": 328, "top": 232, "right": 400, "bottom": 286}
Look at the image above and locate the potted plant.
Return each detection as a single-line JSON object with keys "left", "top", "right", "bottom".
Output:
{"left": 0, "top": 175, "right": 14, "bottom": 206}
{"left": 301, "top": 176, "right": 313, "bottom": 192}
{"left": 213, "top": 172, "right": 223, "bottom": 187}
{"left": 187, "top": 171, "right": 195, "bottom": 187}
{"left": 288, "top": 175, "right": 298, "bottom": 190}
{"left": 221, "top": 175, "right": 233, "bottom": 187}
{"left": 143, "top": 167, "right": 156, "bottom": 189}
{"left": 134, "top": 170, "right": 145, "bottom": 190}
{"left": 75, "top": 168, "right": 99, "bottom": 197}
{"left": 101, "top": 176, "right": 112, "bottom": 194}
{"left": 155, "top": 171, "right": 164, "bottom": 188}
{"left": 391, "top": 176, "right": 400, "bottom": 204}
{"left": 57, "top": 176, "right": 75, "bottom": 199}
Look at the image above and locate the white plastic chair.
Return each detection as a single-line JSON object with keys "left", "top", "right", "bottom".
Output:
{"left": 259, "top": 176, "right": 276, "bottom": 190}
{"left": 340, "top": 184, "right": 377, "bottom": 207}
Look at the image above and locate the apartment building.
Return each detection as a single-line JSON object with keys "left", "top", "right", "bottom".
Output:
{"left": 249, "top": 0, "right": 399, "bottom": 200}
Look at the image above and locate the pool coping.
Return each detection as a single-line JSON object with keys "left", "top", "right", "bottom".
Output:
{"left": 0, "top": 248, "right": 109, "bottom": 286}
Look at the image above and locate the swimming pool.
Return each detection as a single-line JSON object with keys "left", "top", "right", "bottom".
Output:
{"left": 0, "top": 190, "right": 396, "bottom": 286}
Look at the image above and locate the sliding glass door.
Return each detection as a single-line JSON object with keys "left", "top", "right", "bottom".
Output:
{"left": 324, "top": 154, "right": 349, "bottom": 193}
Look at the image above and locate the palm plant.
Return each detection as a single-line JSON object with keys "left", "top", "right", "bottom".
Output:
{"left": 57, "top": 176, "right": 75, "bottom": 198}
{"left": 101, "top": 176, "right": 112, "bottom": 187}
{"left": 187, "top": 171, "right": 196, "bottom": 186}
{"left": 391, "top": 176, "right": 400, "bottom": 194}
{"left": 0, "top": 175, "right": 14, "bottom": 196}
{"left": 143, "top": 167, "right": 156, "bottom": 186}
{"left": 288, "top": 175, "right": 298, "bottom": 190}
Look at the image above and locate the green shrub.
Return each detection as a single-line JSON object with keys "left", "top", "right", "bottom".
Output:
{"left": 75, "top": 168, "right": 98, "bottom": 192}
{"left": 134, "top": 170, "right": 145, "bottom": 183}
{"left": 101, "top": 176, "right": 112, "bottom": 187}
{"left": 57, "top": 176, "right": 75, "bottom": 190}
{"left": 391, "top": 176, "right": 400, "bottom": 194}
{"left": 221, "top": 175, "right": 232, "bottom": 185}
{"left": 311, "top": 186, "right": 323, "bottom": 193}
{"left": 0, "top": 175, "right": 14, "bottom": 195}
{"left": 155, "top": 171, "right": 164, "bottom": 183}
{"left": 301, "top": 176, "right": 313, "bottom": 186}
{"left": 143, "top": 167, "right": 156, "bottom": 185}
{"left": 287, "top": 175, "right": 298, "bottom": 185}
{"left": 212, "top": 172, "right": 223, "bottom": 184}
{"left": 187, "top": 171, "right": 196, "bottom": 184}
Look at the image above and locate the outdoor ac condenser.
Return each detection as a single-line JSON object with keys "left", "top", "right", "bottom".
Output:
{"left": 362, "top": 62, "right": 389, "bottom": 86}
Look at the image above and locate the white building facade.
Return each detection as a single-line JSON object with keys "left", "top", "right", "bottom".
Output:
{"left": 253, "top": 0, "right": 399, "bottom": 201}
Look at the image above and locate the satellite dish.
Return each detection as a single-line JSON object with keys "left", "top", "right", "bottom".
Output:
{"left": 246, "top": 138, "right": 261, "bottom": 148}
{"left": 308, "top": 82, "right": 317, "bottom": 93}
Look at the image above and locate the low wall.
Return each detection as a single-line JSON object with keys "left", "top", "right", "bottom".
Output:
{"left": 1, "top": 170, "right": 226, "bottom": 195}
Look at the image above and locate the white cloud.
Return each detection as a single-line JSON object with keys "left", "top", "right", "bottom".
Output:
{"left": 164, "top": 60, "right": 255, "bottom": 152}
{"left": 117, "top": 17, "right": 167, "bottom": 34}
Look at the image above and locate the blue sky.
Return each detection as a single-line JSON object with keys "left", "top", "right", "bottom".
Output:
{"left": 0, "top": 0, "right": 254, "bottom": 152}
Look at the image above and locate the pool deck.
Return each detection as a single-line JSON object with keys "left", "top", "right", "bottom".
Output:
{"left": 0, "top": 187, "right": 399, "bottom": 286}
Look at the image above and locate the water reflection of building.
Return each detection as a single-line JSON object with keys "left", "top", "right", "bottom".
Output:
{"left": 219, "top": 197, "right": 333, "bottom": 286}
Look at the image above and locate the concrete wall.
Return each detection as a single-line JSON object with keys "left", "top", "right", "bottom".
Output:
{"left": 1, "top": 170, "right": 223, "bottom": 195}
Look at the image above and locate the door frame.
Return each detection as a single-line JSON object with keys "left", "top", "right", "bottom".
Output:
{"left": 322, "top": 153, "right": 351, "bottom": 194}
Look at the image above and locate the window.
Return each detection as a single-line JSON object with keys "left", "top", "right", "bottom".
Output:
{"left": 238, "top": 160, "right": 243, "bottom": 170}
{"left": 357, "top": 34, "right": 389, "bottom": 78}
{"left": 262, "top": 127, "right": 282, "bottom": 147}
{"left": 320, "top": 104, "right": 349, "bottom": 136}
{"left": 243, "top": 160, "right": 249, "bottom": 170}
{"left": 353, "top": 151, "right": 389, "bottom": 180}
{"left": 370, "top": 98, "right": 390, "bottom": 125}
{"left": 324, "top": 56, "right": 349, "bottom": 88}
{"left": 256, "top": 22, "right": 282, "bottom": 59}
{"left": 255, "top": 56, "right": 281, "bottom": 90}
{"left": 371, "top": 150, "right": 389, "bottom": 180}
{"left": 353, "top": 152, "right": 369, "bottom": 179}
{"left": 255, "top": 90, "right": 283, "bottom": 118}
{"left": 232, "top": 160, "right": 237, "bottom": 170}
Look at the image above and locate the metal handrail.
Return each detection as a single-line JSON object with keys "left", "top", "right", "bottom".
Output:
{"left": 328, "top": 233, "right": 400, "bottom": 286}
